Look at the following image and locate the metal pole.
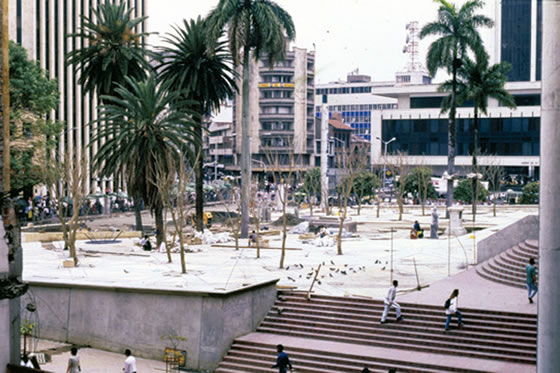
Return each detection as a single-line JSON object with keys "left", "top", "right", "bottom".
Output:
{"left": 2, "top": 0, "right": 9, "bottom": 193}
{"left": 390, "top": 227, "right": 394, "bottom": 283}
{"left": 448, "top": 217, "right": 451, "bottom": 277}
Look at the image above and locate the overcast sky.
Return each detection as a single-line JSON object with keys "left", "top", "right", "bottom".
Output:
{"left": 147, "top": 0, "right": 498, "bottom": 84}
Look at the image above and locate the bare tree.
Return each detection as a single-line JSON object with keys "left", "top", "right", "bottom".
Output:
{"left": 387, "top": 151, "right": 412, "bottom": 221}
{"left": 152, "top": 152, "right": 199, "bottom": 272}
{"left": 264, "top": 143, "right": 297, "bottom": 269}
{"left": 299, "top": 167, "right": 321, "bottom": 217}
{"left": 249, "top": 182, "right": 263, "bottom": 258}
{"left": 43, "top": 149, "right": 89, "bottom": 266}
{"left": 483, "top": 157, "right": 505, "bottom": 217}
{"left": 334, "top": 145, "right": 368, "bottom": 255}
{"left": 220, "top": 178, "right": 243, "bottom": 251}
{"left": 415, "top": 159, "right": 434, "bottom": 216}
{"left": 352, "top": 170, "right": 379, "bottom": 216}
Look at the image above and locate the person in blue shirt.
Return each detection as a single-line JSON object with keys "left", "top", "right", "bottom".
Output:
{"left": 272, "top": 344, "right": 292, "bottom": 373}
{"left": 526, "top": 258, "right": 538, "bottom": 303}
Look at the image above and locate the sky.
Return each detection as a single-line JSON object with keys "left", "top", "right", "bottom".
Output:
{"left": 147, "top": 0, "right": 498, "bottom": 84}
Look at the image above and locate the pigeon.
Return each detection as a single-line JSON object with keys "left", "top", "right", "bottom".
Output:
{"left": 381, "top": 266, "right": 386, "bottom": 270}
{"left": 124, "top": 269, "right": 129, "bottom": 273}
{"left": 329, "top": 273, "right": 333, "bottom": 277}
{"left": 341, "top": 270, "right": 347, "bottom": 275}
{"left": 317, "top": 280, "right": 322, "bottom": 285}
{"left": 287, "top": 276, "right": 296, "bottom": 282}
{"left": 286, "top": 266, "right": 290, "bottom": 270}
{"left": 330, "top": 260, "right": 335, "bottom": 265}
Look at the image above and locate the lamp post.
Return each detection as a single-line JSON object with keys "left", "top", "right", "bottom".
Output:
{"left": 378, "top": 137, "right": 396, "bottom": 200}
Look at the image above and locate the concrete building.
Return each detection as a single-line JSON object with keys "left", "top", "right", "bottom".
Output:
{"left": 204, "top": 104, "right": 234, "bottom": 180}
{"left": 8, "top": 0, "right": 148, "bottom": 194}
{"left": 232, "top": 46, "right": 315, "bottom": 173}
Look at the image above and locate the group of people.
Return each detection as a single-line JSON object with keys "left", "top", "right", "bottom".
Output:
{"left": 380, "top": 280, "right": 463, "bottom": 332}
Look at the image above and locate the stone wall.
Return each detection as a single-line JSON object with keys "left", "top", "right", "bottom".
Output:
{"left": 28, "top": 279, "right": 278, "bottom": 370}
{"left": 477, "top": 215, "right": 539, "bottom": 263}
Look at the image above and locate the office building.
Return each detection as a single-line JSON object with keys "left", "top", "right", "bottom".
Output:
{"left": 232, "top": 46, "right": 315, "bottom": 172}
{"left": 7, "top": 0, "right": 148, "bottom": 194}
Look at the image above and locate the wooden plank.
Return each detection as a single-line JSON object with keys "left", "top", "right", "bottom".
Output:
{"left": 211, "top": 244, "right": 302, "bottom": 251}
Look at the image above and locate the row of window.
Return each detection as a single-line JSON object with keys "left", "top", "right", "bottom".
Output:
{"left": 262, "top": 121, "right": 293, "bottom": 131}
{"left": 315, "top": 103, "right": 397, "bottom": 112}
{"left": 262, "top": 106, "right": 293, "bottom": 115}
{"left": 382, "top": 117, "right": 540, "bottom": 156}
{"left": 315, "top": 86, "right": 373, "bottom": 95}
{"left": 262, "top": 75, "right": 293, "bottom": 83}
{"left": 262, "top": 91, "right": 292, "bottom": 99}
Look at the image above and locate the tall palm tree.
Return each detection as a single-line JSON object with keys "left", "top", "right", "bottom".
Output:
{"left": 441, "top": 57, "right": 515, "bottom": 220}
{"left": 420, "top": 0, "right": 493, "bottom": 209}
{"left": 158, "top": 16, "right": 237, "bottom": 232}
{"left": 66, "top": 1, "right": 152, "bottom": 231}
{"left": 207, "top": 0, "right": 295, "bottom": 238}
{"left": 92, "top": 75, "right": 199, "bottom": 251}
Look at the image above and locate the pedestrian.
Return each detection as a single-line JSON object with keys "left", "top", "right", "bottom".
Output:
{"left": 123, "top": 349, "right": 137, "bottom": 373}
{"left": 272, "top": 344, "right": 292, "bottom": 373}
{"left": 66, "top": 347, "right": 81, "bottom": 373}
{"left": 526, "top": 258, "right": 538, "bottom": 303}
{"left": 20, "top": 354, "right": 33, "bottom": 368}
{"left": 380, "top": 280, "right": 402, "bottom": 324}
{"left": 444, "top": 289, "right": 463, "bottom": 332}
{"left": 140, "top": 235, "right": 152, "bottom": 251}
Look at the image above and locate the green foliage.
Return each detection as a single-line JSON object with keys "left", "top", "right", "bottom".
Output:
{"left": 9, "top": 41, "right": 58, "bottom": 114}
{"left": 66, "top": 2, "right": 152, "bottom": 99}
{"left": 352, "top": 171, "right": 380, "bottom": 199}
{"left": 453, "top": 179, "right": 488, "bottom": 203}
{"left": 206, "top": 0, "right": 296, "bottom": 65}
{"left": 93, "top": 75, "right": 200, "bottom": 210}
{"left": 520, "top": 181, "right": 539, "bottom": 204}
{"left": 20, "top": 319, "right": 35, "bottom": 336}
{"left": 302, "top": 167, "right": 321, "bottom": 197}
{"left": 405, "top": 167, "right": 437, "bottom": 200}
{"left": 419, "top": 0, "right": 493, "bottom": 78}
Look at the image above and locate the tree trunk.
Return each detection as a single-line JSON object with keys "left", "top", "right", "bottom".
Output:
{"left": 195, "top": 122, "right": 204, "bottom": 232}
{"left": 398, "top": 198, "right": 403, "bottom": 221}
{"left": 179, "top": 233, "right": 186, "bottom": 274}
{"left": 133, "top": 194, "right": 143, "bottom": 232}
{"left": 280, "top": 188, "right": 287, "bottom": 268}
{"left": 376, "top": 197, "right": 380, "bottom": 218}
{"left": 471, "top": 106, "right": 479, "bottom": 223}
{"left": 446, "top": 57, "right": 459, "bottom": 212}
{"left": 337, "top": 204, "right": 346, "bottom": 255}
{"left": 357, "top": 200, "right": 362, "bottom": 215}
{"left": 493, "top": 199, "right": 497, "bottom": 217}
{"left": 240, "top": 44, "right": 251, "bottom": 239}
{"left": 155, "top": 206, "right": 170, "bottom": 262}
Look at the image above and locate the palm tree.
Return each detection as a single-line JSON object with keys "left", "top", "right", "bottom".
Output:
{"left": 207, "top": 0, "right": 295, "bottom": 238}
{"left": 441, "top": 57, "right": 515, "bottom": 220}
{"left": 66, "top": 2, "right": 151, "bottom": 98}
{"left": 158, "top": 16, "right": 237, "bottom": 232}
{"left": 420, "top": 0, "right": 493, "bottom": 209}
{"left": 67, "top": 2, "right": 152, "bottom": 232}
{"left": 92, "top": 75, "right": 199, "bottom": 254}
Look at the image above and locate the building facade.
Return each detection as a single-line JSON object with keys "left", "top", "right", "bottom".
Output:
{"left": 8, "top": 0, "right": 148, "bottom": 194}
{"left": 232, "top": 46, "right": 315, "bottom": 173}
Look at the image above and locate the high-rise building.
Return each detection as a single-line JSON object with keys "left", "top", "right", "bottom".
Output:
{"left": 7, "top": 0, "right": 148, "bottom": 193}
{"left": 497, "top": 0, "right": 542, "bottom": 82}
{"left": 232, "top": 46, "right": 315, "bottom": 173}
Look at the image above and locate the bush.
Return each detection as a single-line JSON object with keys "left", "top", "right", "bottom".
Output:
{"left": 520, "top": 181, "right": 539, "bottom": 204}
{"left": 454, "top": 179, "right": 489, "bottom": 203}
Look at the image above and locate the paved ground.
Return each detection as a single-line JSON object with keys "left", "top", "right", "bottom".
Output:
{"left": 20, "top": 203, "right": 538, "bottom": 371}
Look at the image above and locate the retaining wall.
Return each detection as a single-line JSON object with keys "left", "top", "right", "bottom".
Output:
{"left": 477, "top": 215, "right": 539, "bottom": 263}
{"left": 28, "top": 279, "right": 278, "bottom": 370}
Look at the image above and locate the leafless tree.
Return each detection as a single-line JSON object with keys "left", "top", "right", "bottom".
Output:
{"left": 416, "top": 159, "right": 433, "bottom": 216}
{"left": 152, "top": 152, "right": 199, "bottom": 272}
{"left": 386, "top": 151, "right": 412, "bottom": 221}
{"left": 483, "top": 157, "right": 505, "bottom": 217}
{"left": 264, "top": 142, "right": 297, "bottom": 269}
{"left": 334, "top": 145, "right": 368, "bottom": 255}
{"left": 249, "top": 182, "right": 263, "bottom": 258}
{"left": 43, "top": 149, "right": 89, "bottom": 266}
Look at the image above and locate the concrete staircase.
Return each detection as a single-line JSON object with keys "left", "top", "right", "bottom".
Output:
{"left": 215, "top": 291, "right": 536, "bottom": 372}
{"left": 476, "top": 240, "right": 539, "bottom": 288}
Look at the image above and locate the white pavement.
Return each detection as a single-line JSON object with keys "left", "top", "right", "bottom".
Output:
{"left": 23, "top": 205, "right": 538, "bottom": 300}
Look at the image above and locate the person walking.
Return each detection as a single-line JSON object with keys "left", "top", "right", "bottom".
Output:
{"left": 380, "top": 280, "right": 402, "bottom": 324}
{"left": 66, "top": 347, "right": 81, "bottom": 373}
{"left": 123, "top": 349, "right": 137, "bottom": 373}
{"left": 272, "top": 344, "right": 292, "bottom": 373}
{"left": 526, "top": 258, "right": 538, "bottom": 303}
{"left": 444, "top": 289, "right": 463, "bottom": 332}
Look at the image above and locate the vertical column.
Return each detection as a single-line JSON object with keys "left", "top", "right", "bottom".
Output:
{"left": 66, "top": 0, "right": 73, "bottom": 162}
{"left": 75, "top": 0, "right": 82, "bottom": 172}
{"left": 530, "top": 0, "right": 538, "bottom": 81}
{"left": 320, "top": 105, "right": 329, "bottom": 213}
{"left": 57, "top": 0, "right": 65, "bottom": 177}
{"left": 537, "top": 1, "right": 560, "bottom": 372}
{"left": 39, "top": 0, "right": 46, "bottom": 69}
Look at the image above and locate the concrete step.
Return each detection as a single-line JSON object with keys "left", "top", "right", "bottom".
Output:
{"left": 268, "top": 309, "right": 537, "bottom": 339}
{"left": 476, "top": 265, "right": 525, "bottom": 289}
{"left": 257, "top": 325, "right": 536, "bottom": 364}
{"left": 524, "top": 240, "right": 539, "bottom": 250}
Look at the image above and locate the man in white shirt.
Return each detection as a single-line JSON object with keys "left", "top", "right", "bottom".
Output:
{"left": 380, "top": 280, "right": 403, "bottom": 324}
{"left": 123, "top": 349, "right": 137, "bottom": 373}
